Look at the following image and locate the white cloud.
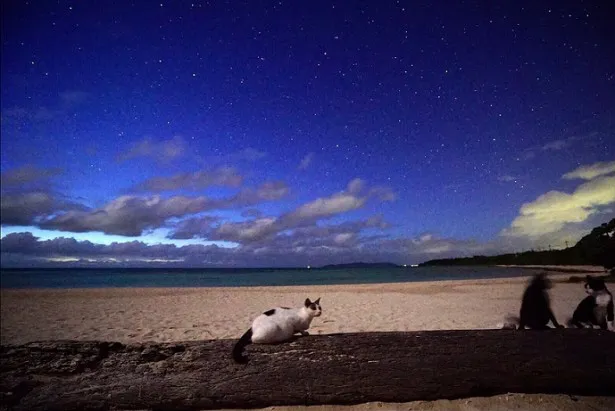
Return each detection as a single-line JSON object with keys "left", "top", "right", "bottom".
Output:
{"left": 333, "top": 233, "right": 354, "bottom": 244}
{"left": 502, "top": 174, "right": 615, "bottom": 238}
{"left": 288, "top": 193, "right": 366, "bottom": 220}
{"left": 346, "top": 178, "right": 364, "bottom": 194}
{"left": 562, "top": 160, "right": 615, "bottom": 180}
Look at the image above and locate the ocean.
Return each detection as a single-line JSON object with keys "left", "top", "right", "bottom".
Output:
{"left": 0, "top": 266, "right": 541, "bottom": 289}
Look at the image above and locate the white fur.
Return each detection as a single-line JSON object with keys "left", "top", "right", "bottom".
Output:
{"left": 251, "top": 305, "right": 321, "bottom": 344}
{"left": 499, "top": 314, "right": 519, "bottom": 329}
{"left": 595, "top": 292, "right": 611, "bottom": 307}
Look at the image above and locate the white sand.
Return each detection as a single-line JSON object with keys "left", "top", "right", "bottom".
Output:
{"left": 217, "top": 393, "right": 615, "bottom": 411}
{"left": 0, "top": 272, "right": 591, "bottom": 345}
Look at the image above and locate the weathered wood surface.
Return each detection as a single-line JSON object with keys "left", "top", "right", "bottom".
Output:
{"left": 1, "top": 330, "right": 614, "bottom": 411}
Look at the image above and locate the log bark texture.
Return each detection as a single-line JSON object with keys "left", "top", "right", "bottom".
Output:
{"left": 1, "top": 330, "right": 614, "bottom": 411}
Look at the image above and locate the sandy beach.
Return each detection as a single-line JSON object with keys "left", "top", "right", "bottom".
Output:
{"left": 2, "top": 269, "right": 613, "bottom": 410}
{"left": 0, "top": 271, "right": 596, "bottom": 345}
{"left": 217, "top": 394, "right": 615, "bottom": 411}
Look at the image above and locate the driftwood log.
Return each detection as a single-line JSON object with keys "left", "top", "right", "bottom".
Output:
{"left": 1, "top": 330, "right": 614, "bottom": 411}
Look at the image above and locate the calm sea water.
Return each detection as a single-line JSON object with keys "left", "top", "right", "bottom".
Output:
{"left": 0, "top": 266, "right": 539, "bottom": 289}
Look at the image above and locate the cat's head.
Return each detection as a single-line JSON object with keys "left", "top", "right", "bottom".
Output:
{"left": 304, "top": 297, "right": 322, "bottom": 317}
{"left": 530, "top": 273, "right": 552, "bottom": 290}
{"left": 584, "top": 275, "right": 607, "bottom": 294}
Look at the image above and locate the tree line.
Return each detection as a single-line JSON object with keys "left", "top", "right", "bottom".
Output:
{"left": 420, "top": 218, "right": 615, "bottom": 273}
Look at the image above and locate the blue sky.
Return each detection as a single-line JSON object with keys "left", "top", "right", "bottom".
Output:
{"left": 1, "top": 1, "right": 614, "bottom": 267}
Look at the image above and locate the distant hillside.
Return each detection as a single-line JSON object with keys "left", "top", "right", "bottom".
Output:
{"left": 420, "top": 218, "right": 615, "bottom": 271}
{"left": 319, "top": 262, "right": 401, "bottom": 270}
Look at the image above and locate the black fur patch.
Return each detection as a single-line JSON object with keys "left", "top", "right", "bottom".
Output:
{"left": 263, "top": 309, "right": 276, "bottom": 316}
{"left": 586, "top": 275, "right": 607, "bottom": 291}
{"left": 518, "top": 273, "right": 561, "bottom": 329}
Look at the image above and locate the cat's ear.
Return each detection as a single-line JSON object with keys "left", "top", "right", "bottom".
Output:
{"left": 314, "top": 297, "right": 320, "bottom": 305}
{"left": 305, "top": 298, "right": 311, "bottom": 307}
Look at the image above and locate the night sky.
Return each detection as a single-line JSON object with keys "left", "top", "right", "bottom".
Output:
{"left": 1, "top": 0, "right": 614, "bottom": 267}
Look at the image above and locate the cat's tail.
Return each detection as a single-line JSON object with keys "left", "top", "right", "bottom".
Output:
{"left": 499, "top": 314, "right": 519, "bottom": 330}
{"left": 232, "top": 328, "right": 253, "bottom": 364}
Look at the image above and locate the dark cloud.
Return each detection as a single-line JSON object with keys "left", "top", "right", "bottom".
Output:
{"left": 168, "top": 215, "right": 220, "bottom": 240}
{"left": 0, "top": 165, "right": 63, "bottom": 187}
{"left": 210, "top": 217, "right": 279, "bottom": 243}
{"left": 243, "top": 216, "right": 391, "bottom": 250}
{"left": 172, "top": 179, "right": 394, "bottom": 244}
{"left": 0, "top": 229, "right": 493, "bottom": 268}
{"left": 0, "top": 166, "right": 82, "bottom": 226}
{"left": 0, "top": 232, "right": 226, "bottom": 266}
{"left": 226, "top": 181, "right": 289, "bottom": 205}
{"left": 374, "top": 234, "right": 491, "bottom": 258}
{"left": 1, "top": 192, "right": 64, "bottom": 225}
{"left": 38, "top": 181, "right": 289, "bottom": 237}
{"left": 132, "top": 167, "right": 243, "bottom": 192}
{"left": 40, "top": 195, "right": 213, "bottom": 236}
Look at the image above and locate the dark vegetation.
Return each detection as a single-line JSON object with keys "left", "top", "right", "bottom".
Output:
{"left": 421, "top": 218, "right": 615, "bottom": 274}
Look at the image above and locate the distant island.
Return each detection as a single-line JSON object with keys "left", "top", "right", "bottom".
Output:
{"left": 420, "top": 218, "right": 615, "bottom": 273}
{"left": 319, "top": 262, "right": 401, "bottom": 270}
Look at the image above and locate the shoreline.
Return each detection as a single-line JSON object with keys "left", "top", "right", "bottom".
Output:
{"left": 0, "top": 271, "right": 580, "bottom": 295}
{"left": 0, "top": 264, "right": 604, "bottom": 291}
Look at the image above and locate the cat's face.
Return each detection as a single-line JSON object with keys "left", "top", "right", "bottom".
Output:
{"left": 305, "top": 297, "right": 322, "bottom": 317}
{"left": 531, "top": 273, "right": 552, "bottom": 290}
{"left": 585, "top": 275, "right": 607, "bottom": 295}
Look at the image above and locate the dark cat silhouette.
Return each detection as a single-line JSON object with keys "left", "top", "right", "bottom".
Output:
{"left": 568, "top": 275, "right": 614, "bottom": 330}
{"left": 517, "top": 273, "right": 563, "bottom": 330}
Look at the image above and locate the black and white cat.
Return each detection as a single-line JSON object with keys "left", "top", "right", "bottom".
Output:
{"left": 568, "top": 275, "right": 614, "bottom": 331}
{"left": 232, "top": 297, "right": 322, "bottom": 364}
